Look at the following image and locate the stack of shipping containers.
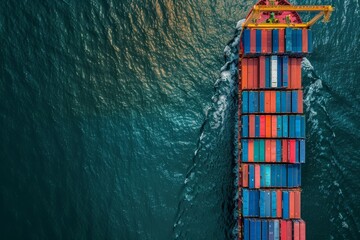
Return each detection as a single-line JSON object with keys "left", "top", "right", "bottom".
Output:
{"left": 238, "top": 28, "right": 312, "bottom": 239}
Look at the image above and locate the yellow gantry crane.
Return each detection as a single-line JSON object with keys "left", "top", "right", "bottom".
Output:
{"left": 242, "top": 4, "right": 334, "bottom": 29}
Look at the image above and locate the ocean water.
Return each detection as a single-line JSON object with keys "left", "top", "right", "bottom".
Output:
{"left": 1, "top": 0, "right": 360, "bottom": 239}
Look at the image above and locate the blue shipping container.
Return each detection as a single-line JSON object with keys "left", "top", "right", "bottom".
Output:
{"left": 277, "top": 117, "right": 282, "bottom": 138}
{"left": 274, "top": 220, "right": 280, "bottom": 240}
{"left": 265, "top": 191, "right": 271, "bottom": 217}
{"left": 260, "top": 91, "right": 265, "bottom": 113}
{"left": 250, "top": 219, "right": 256, "bottom": 240}
{"left": 292, "top": 29, "right": 297, "bottom": 53}
{"left": 281, "top": 92, "right": 287, "bottom": 113}
{"left": 276, "top": 140, "right": 282, "bottom": 162}
{"left": 254, "top": 139, "right": 259, "bottom": 161}
{"left": 301, "top": 115, "right": 306, "bottom": 138}
{"left": 295, "top": 115, "right": 301, "bottom": 138}
{"left": 265, "top": 57, "right": 271, "bottom": 88}
{"left": 249, "top": 165, "right": 255, "bottom": 188}
{"left": 283, "top": 191, "right": 289, "bottom": 219}
{"left": 269, "top": 221, "right": 274, "bottom": 240}
{"left": 271, "top": 191, "right": 277, "bottom": 217}
{"left": 281, "top": 165, "right": 287, "bottom": 187}
{"left": 300, "top": 140, "right": 305, "bottom": 163}
{"left": 255, "top": 220, "right": 261, "bottom": 240}
{"left": 289, "top": 116, "right": 296, "bottom": 138}
{"left": 242, "top": 139, "right": 248, "bottom": 162}
{"left": 297, "top": 29, "right": 303, "bottom": 53}
{"left": 282, "top": 115, "right": 288, "bottom": 137}
{"left": 285, "top": 28, "right": 292, "bottom": 53}
{"left": 255, "top": 116, "right": 260, "bottom": 138}
{"left": 244, "top": 29, "right": 251, "bottom": 54}
{"left": 276, "top": 92, "right": 281, "bottom": 113}
{"left": 254, "top": 92, "right": 259, "bottom": 113}
{"left": 275, "top": 165, "right": 282, "bottom": 187}
{"left": 282, "top": 56, "right": 289, "bottom": 87}
{"left": 286, "top": 92, "right": 292, "bottom": 112}
{"left": 243, "top": 115, "right": 249, "bottom": 137}
{"left": 277, "top": 57, "right": 282, "bottom": 87}
{"left": 265, "top": 165, "right": 271, "bottom": 187}
{"left": 292, "top": 91, "right": 298, "bottom": 113}
{"left": 262, "top": 220, "right": 268, "bottom": 240}
{"left": 260, "top": 191, "right": 266, "bottom": 217}
{"left": 249, "top": 92, "right": 255, "bottom": 113}
{"left": 256, "top": 30, "right": 262, "bottom": 53}
{"left": 273, "top": 29, "right": 279, "bottom": 53}
{"left": 243, "top": 91, "right": 249, "bottom": 113}
{"left": 244, "top": 219, "right": 250, "bottom": 240}
{"left": 243, "top": 189, "right": 249, "bottom": 216}
{"left": 260, "top": 165, "right": 266, "bottom": 187}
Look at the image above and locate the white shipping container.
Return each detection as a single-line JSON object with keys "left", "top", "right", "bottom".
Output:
{"left": 271, "top": 56, "right": 278, "bottom": 87}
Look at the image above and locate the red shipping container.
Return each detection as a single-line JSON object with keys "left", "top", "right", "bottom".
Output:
{"left": 287, "top": 221, "right": 292, "bottom": 240}
{"left": 249, "top": 115, "right": 255, "bottom": 137}
{"left": 298, "top": 90, "right": 303, "bottom": 113}
{"left": 259, "top": 56, "right": 266, "bottom": 88}
{"left": 262, "top": 30, "right": 268, "bottom": 53}
{"left": 288, "top": 140, "right": 296, "bottom": 163}
{"left": 255, "top": 164, "right": 260, "bottom": 188}
{"left": 295, "top": 191, "right": 301, "bottom": 218}
{"left": 250, "top": 29, "right": 256, "bottom": 53}
{"left": 265, "top": 91, "right": 271, "bottom": 112}
{"left": 288, "top": 58, "right": 293, "bottom": 89}
{"left": 302, "top": 28, "right": 308, "bottom": 53}
{"left": 253, "top": 58, "right": 259, "bottom": 88}
{"left": 270, "top": 91, "right": 276, "bottom": 113}
{"left": 265, "top": 140, "right": 271, "bottom": 162}
{"left": 267, "top": 30, "right": 272, "bottom": 53}
{"left": 271, "top": 140, "right": 276, "bottom": 162}
{"left": 276, "top": 190, "right": 282, "bottom": 217}
{"left": 266, "top": 116, "right": 272, "bottom": 137}
{"left": 281, "top": 220, "right": 287, "bottom": 240}
{"left": 279, "top": 29, "right": 285, "bottom": 53}
{"left": 271, "top": 116, "right": 277, "bottom": 138}
{"left": 248, "top": 140, "right": 254, "bottom": 162}
{"left": 296, "top": 58, "right": 302, "bottom": 88}
{"left": 289, "top": 191, "right": 295, "bottom": 218}
{"left": 282, "top": 139, "right": 288, "bottom": 163}
{"left": 300, "top": 220, "right": 306, "bottom": 240}
{"left": 260, "top": 116, "right": 266, "bottom": 137}
{"left": 248, "top": 58, "right": 254, "bottom": 89}
{"left": 241, "top": 58, "right": 248, "bottom": 89}
{"left": 242, "top": 164, "right": 249, "bottom": 187}
{"left": 294, "top": 221, "right": 300, "bottom": 240}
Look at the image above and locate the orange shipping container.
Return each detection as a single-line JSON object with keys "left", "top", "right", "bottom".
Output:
{"left": 302, "top": 28, "right": 308, "bottom": 53}
{"left": 259, "top": 56, "right": 266, "bottom": 88}
{"left": 241, "top": 58, "right": 248, "bottom": 89}
{"left": 271, "top": 140, "right": 276, "bottom": 162}
{"left": 279, "top": 29, "right": 285, "bottom": 53}
{"left": 260, "top": 116, "right": 266, "bottom": 137}
{"left": 294, "top": 221, "right": 300, "bottom": 240}
{"left": 270, "top": 91, "right": 276, "bottom": 113}
{"left": 248, "top": 58, "right": 254, "bottom": 89}
{"left": 289, "top": 191, "right": 295, "bottom": 218}
{"left": 287, "top": 221, "right": 292, "bottom": 240}
{"left": 266, "top": 115, "right": 272, "bottom": 137}
{"left": 242, "top": 164, "right": 249, "bottom": 187}
{"left": 295, "top": 191, "right": 301, "bottom": 218}
{"left": 296, "top": 58, "right": 302, "bottom": 89}
{"left": 300, "top": 220, "right": 306, "bottom": 240}
{"left": 265, "top": 91, "right": 271, "bottom": 112}
{"left": 276, "top": 190, "right": 282, "bottom": 217}
{"left": 250, "top": 29, "right": 256, "bottom": 53}
{"left": 249, "top": 115, "right": 255, "bottom": 137}
{"left": 248, "top": 140, "right": 254, "bottom": 162}
{"left": 262, "top": 30, "right": 268, "bottom": 53}
{"left": 253, "top": 58, "right": 259, "bottom": 88}
{"left": 271, "top": 115, "right": 277, "bottom": 138}
{"left": 282, "top": 139, "right": 288, "bottom": 163}
{"left": 298, "top": 90, "right": 303, "bottom": 113}
{"left": 265, "top": 140, "right": 271, "bottom": 162}
{"left": 255, "top": 164, "right": 260, "bottom": 188}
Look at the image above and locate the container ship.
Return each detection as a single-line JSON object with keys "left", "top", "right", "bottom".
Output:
{"left": 237, "top": 1, "right": 333, "bottom": 239}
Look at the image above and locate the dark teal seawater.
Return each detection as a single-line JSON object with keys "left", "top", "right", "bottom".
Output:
{"left": 1, "top": 0, "right": 360, "bottom": 239}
